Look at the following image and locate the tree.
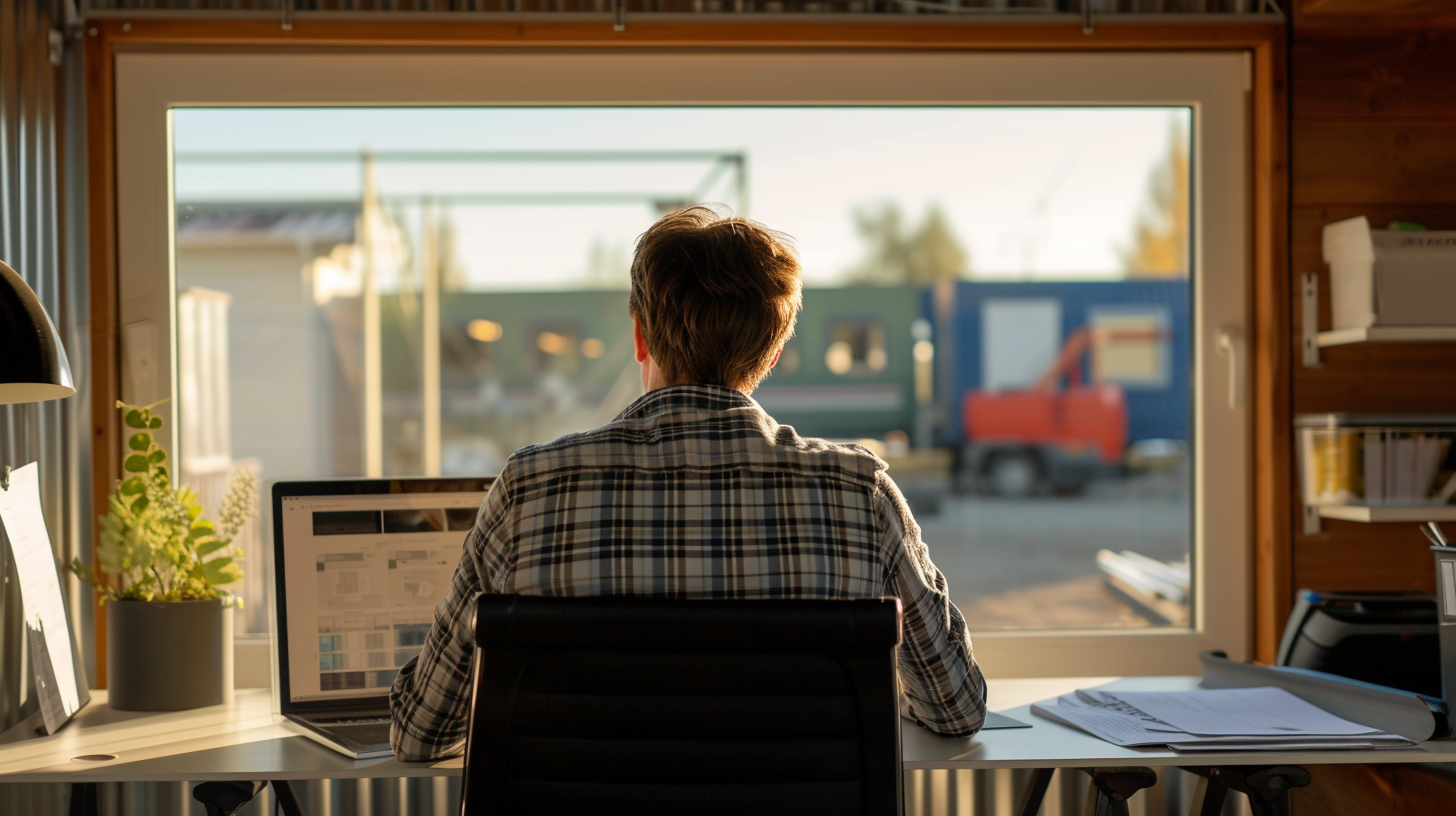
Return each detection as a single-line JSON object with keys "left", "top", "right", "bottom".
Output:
{"left": 845, "top": 201, "right": 970, "bottom": 285}
{"left": 1121, "top": 121, "right": 1190, "bottom": 278}
{"left": 583, "top": 236, "right": 631, "bottom": 289}
{"left": 436, "top": 208, "right": 468, "bottom": 293}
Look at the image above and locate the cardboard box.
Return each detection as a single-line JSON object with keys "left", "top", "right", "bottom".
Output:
{"left": 1322, "top": 216, "right": 1456, "bottom": 330}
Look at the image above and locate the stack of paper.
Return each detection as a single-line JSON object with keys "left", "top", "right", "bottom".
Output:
{"left": 1030, "top": 687, "right": 1416, "bottom": 752}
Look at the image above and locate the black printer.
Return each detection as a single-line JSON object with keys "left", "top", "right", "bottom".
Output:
{"left": 1276, "top": 589, "right": 1441, "bottom": 698}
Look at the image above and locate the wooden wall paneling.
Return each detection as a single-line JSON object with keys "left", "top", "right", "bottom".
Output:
{"left": 1290, "top": 22, "right": 1453, "bottom": 809}
{"left": 1252, "top": 34, "right": 1293, "bottom": 665}
{"left": 1291, "top": 30, "right": 1456, "bottom": 120}
{"left": 84, "top": 25, "right": 117, "bottom": 688}
{"left": 1295, "top": 764, "right": 1456, "bottom": 816}
{"left": 1291, "top": 119, "right": 1456, "bottom": 205}
{"left": 85, "top": 18, "right": 1283, "bottom": 50}
{"left": 1288, "top": 21, "right": 1456, "bottom": 609}
{"left": 1296, "top": 342, "right": 1456, "bottom": 412}
{"left": 1300, "top": 0, "right": 1456, "bottom": 17}
{"left": 1294, "top": 0, "right": 1456, "bottom": 28}
{"left": 1293, "top": 523, "right": 1436, "bottom": 592}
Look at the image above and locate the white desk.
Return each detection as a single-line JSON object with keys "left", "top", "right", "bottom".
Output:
{"left": 3, "top": 677, "right": 1454, "bottom": 784}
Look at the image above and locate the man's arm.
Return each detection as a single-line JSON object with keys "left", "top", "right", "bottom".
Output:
{"left": 389, "top": 476, "right": 515, "bottom": 761}
{"left": 874, "top": 472, "right": 987, "bottom": 737}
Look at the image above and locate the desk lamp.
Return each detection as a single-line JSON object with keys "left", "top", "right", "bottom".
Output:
{"left": 0, "top": 258, "right": 75, "bottom": 406}
{"left": 0, "top": 257, "right": 84, "bottom": 735}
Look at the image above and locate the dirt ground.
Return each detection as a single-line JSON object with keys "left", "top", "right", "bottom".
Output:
{"left": 910, "top": 465, "right": 1191, "bottom": 631}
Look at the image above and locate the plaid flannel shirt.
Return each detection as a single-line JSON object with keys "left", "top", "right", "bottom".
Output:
{"left": 389, "top": 384, "right": 987, "bottom": 761}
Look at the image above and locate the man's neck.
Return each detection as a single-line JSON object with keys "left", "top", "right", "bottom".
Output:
{"left": 643, "top": 377, "right": 751, "bottom": 398}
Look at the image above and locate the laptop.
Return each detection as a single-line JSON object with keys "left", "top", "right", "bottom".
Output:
{"left": 271, "top": 477, "right": 494, "bottom": 759}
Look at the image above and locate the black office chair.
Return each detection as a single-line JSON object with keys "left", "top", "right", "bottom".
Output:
{"left": 461, "top": 594, "right": 905, "bottom": 816}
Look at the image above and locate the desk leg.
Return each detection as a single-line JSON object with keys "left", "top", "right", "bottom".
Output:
{"left": 271, "top": 781, "right": 306, "bottom": 816}
{"left": 1186, "top": 766, "right": 1311, "bottom": 816}
{"left": 1080, "top": 766, "right": 1158, "bottom": 816}
{"left": 67, "top": 782, "right": 97, "bottom": 816}
{"left": 1017, "top": 767, "right": 1056, "bottom": 816}
{"left": 1189, "top": 774, "right": 1227, "bottom": 816}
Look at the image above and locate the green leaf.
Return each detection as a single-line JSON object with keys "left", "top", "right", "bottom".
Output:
{"left": 148, "top": 449, "right": 168, "bottom": 465}
{"left": 120, "top": 477, "right": 146, "bottom": 495}
{"left": 201, "top": 557, "right": 242, "bottom": 586}
{"left": 148, "top": 416, "right": 163, "bottom": 430}
{"left": 190, "top": 519, "right": 216, "bottom": 535}
{"left": 130, "top": 495, "right": 149, "bottom": 516}
{"left": 124, "top": 454, "right": 150, "bottom": 473}
{"left": 127, "top": 433, "right": 150, "bottom": 451}
{"left": 195, "top": 538, "right": 227, "bottom": 556}
{"left": 124, "top": 409, "right": 147, "bottom": 429}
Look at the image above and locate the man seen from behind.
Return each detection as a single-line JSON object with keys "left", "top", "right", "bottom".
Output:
{"left": 390, "top": 206, "right": 987, "bottom": 760}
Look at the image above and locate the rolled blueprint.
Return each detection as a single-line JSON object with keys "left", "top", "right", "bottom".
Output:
{"left": 1198, "top": 650, "right": 1445, "bottom": 742}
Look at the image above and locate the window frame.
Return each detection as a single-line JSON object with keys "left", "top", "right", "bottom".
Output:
{"left": 114, "top": 49, "right": 1252, "bottom": 678}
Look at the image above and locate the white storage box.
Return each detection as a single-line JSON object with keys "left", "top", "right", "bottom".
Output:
{"left": 1322, "top": 216, "right": 1456, "bottom": 330}
{"left": 1298, "top": 413, "right": 1456, "bottom": 507}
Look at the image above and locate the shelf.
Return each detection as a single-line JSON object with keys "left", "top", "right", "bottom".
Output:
{"left": 1300, "top": 274, "right": 1456, "bottom": 367}
{"left": 1316, "top": 505, "right": 1456, "bottom": 523}
{"left": 1316, "top": 326, "right": 1456, "bottom": 348}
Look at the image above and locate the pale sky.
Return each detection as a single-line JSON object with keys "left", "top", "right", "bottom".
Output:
{"left": 172, "top": 106, "right": 1190, "bottom": 287}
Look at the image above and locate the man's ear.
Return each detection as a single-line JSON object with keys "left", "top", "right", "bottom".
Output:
{"left": 632, "top": 313, "right": 650, "bottom": 364}
{"left": 769, "top": 347, "right": 783, "bottom": 369}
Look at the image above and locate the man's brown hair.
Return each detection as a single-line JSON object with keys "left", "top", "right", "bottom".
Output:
{"left": 628, "top": 207, "right": 802, "bottom": 391}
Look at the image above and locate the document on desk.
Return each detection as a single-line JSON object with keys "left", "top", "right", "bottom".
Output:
{"left": 0, "top": 463, "right": 90, "bottom": 735}
{"left": 1030, "top": 686, "right": 1415, "bottom": 752}
{"left": 1198, "top": 650, "right": 1443, "bottom": 741}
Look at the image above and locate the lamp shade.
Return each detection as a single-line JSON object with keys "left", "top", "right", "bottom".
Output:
{"left": 0, "top": 259, "right": 75, "bottom": 404}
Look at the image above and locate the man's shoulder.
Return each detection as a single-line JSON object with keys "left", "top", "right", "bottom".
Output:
{"left": 768, "top": 425, "right": 889, "bottom": 481}
{"left": 499, "top": 408, "right": 890, "bottom": 487}
{"left": 502, "top": 422, "right": 632, "bottom": 471}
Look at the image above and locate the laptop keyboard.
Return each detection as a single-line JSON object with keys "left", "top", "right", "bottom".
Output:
{"left": 311, "top": 717, "right": 392, "bottom": 747}
{"left": 315, "top": 716, "right": 390, "bottom": 726}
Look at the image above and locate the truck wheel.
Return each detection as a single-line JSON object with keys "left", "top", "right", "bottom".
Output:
{"left": 988, "top": 452, "right": 1040, "bottom": 498}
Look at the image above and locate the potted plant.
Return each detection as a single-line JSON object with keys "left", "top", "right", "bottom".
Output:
{"left": 70, "top": 400, "right": 257, "bottom": 711}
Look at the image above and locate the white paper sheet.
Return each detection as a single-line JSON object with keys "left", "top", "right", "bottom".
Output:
{"left": 1197, "top": 650, "right": 1439, "bottom": 742}
{"left": 0, "top": 463, "right": 87, "bottom": 733}
{"left": 1099, "top": 687, "right": 1379, "bottom": 736}
{"left": 1028, "top": 701, "right": 1165, "bottom": 747}
{"left": 1030, "top": 683, "right": 1416, "bottom": 752}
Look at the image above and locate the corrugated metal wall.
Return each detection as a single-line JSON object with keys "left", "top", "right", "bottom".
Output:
{"left": 0, "top": 0, "right": 91, "bottom": 752}
{"left": 0, "top": 767, "right": 1253, "bottom": 816}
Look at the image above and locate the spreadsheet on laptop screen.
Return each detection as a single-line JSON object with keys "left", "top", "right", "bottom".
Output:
{"left": 279, "top": 490, "right": 488, "bottom": 702}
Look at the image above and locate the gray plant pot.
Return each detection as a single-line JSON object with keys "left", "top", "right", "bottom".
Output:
{"left": 106, "top": 599, "right": 233, "bottom": 711}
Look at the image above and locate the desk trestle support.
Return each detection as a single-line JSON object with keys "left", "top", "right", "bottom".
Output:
{"left": 1017, "top": 766, "right": 1159, "bottom": 816}
{"left": 1186, "top": 765, "right": 1312, "bottom": 816}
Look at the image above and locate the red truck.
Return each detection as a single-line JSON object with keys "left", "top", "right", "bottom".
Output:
{"left": 960, "top": 326, "right": 1144, "bottom": 497}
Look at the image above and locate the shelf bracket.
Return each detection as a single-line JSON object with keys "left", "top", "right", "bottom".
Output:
{"left": 1302, "top": 503, "right": 1321, "bottom": 536}
{"left": 1300, "top": 273, "right": 1321, "bottom": 369}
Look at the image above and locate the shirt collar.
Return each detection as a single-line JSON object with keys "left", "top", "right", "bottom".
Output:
{"left": 617, "top": 383, "right": 759, "bottom": 421}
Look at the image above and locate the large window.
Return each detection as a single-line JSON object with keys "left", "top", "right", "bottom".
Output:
{"left": 117, "top": 51, "right": 1250, "bottom": 676}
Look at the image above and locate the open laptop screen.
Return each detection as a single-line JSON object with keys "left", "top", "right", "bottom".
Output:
{"left": 273, "top": 479, "right": 493, "bottom": 709}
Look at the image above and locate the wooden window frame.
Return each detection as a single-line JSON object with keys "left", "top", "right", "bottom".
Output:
{"left": 84, "top": 19, "right": 1289, "bottom": 684}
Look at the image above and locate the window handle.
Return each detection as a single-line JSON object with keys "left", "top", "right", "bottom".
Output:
{"left": 1217, "top": 326, "right": 1245, "bottom": 410}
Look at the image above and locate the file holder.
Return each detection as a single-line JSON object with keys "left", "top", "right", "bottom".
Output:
{"left": 1428, "top": 524, "right": 1456, "bottom": 708}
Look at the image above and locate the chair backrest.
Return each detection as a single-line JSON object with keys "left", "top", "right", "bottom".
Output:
{"left": 461, "top": 594, "right": 904, "bottom": 816}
